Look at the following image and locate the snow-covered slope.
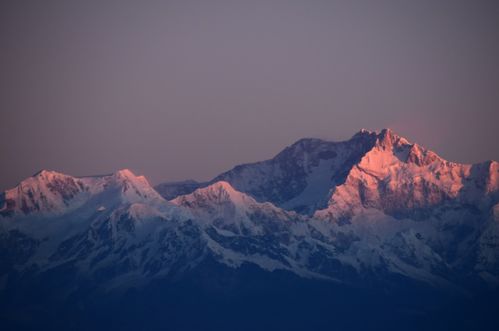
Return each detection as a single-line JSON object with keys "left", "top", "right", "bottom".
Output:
{"left": 315, "top": 129, "right": 498, "bottom": 220}
{"left": 171, "top": 181, "right": 318, "bottom": 275}
{"left": 172, "top": 181, "right": 295, "bottom": 228}
{"left": 0, "top": 169, "right": 166, "bottom": 218}
{"left": 0, "top": 170, "right": 89, "bottom": 216}
{"left": 210, "top": 130, "right": 378, "bottom": 214}
{"left": 0, "top": 169, "right": 193, "bottom": 289}
{"left": 1, "top": 129, "right": 498, "bottom": 293}
{"left": 159, "top": 128, "right": 497, "bottom": 220}
{"left": 172, "top": 181, "right": 464, "bottom": 286}
{"left": 168, "top": 129, "right": 497, "bottom": 287}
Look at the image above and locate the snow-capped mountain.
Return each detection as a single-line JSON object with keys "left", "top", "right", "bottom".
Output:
{"left": 210, "top": 130, "right": 379, "bottom": 214}
{"left": 0, "top": 169, "right": 166, "bottom": 218}
{"left": 1, "top": 129, "right": 498, "bottom": 298}
{"left": 0, "top": 169, "right": 188, "bottom": 285}
{"left": 2, "top": 129, "right": 498, "bottom": 330}
{"left": 170, "top": 181, "right": 460, "bottom": 285}
{"left": 154, "top": 130, "right": 380, "bottom": 214}
{"left": 315, "top": 129, "right": 498, "bottom": 221}
{"left": 0, "top": 170, "right": 88, "bottom": 216}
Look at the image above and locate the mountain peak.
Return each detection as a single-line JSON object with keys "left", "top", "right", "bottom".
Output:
{"left": 106, "top": 169, "right": 165, "bottom": 204}
{"left": 1, "top": 169, "right": 165, "bottom": 217}
{"left": 351, "top": 128, "right": 376, "bottom": 138}
{"left": 350, "top": 128, "right": 410, "bottom": 148}
{"left": 375, "top": 128, "right": 410, "bottom": 148}
{"left": 380, "top": 127, "right": 395, "bottom": 135}
{"left": 172, "top": 180, "right": 256, "bottom": 210}
{"left": 114, "top": 168, "right": 136, "bottom": 179}
{"left": 33, "top": 169, "right": 55, "bottom": 176}
{"left": 370, "top": 129, "right": 443, "bottom": 166}
{"left": 379, "top": 127, "right": 394, "bottom": 140}
{"left": 193, "top": 181, "right": 244, "bottom": 202}
{"left": 208, "top": 180, "right": 236, "bottom": 192}
{"left": 32, "top": 169, "right": 69, "bottom": 180}
{"left": 112, "top": 169, "right": 151, "bottom": 186}
{"left": 1, "top": 170, "right": 85, "bottom": 216}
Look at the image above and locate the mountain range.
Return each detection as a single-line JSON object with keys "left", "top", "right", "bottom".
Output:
{"left": 1, "top": 128, "right": 498, "bottom": 331}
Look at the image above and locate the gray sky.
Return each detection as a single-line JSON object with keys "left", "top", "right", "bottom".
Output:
{"left": 1, "top": 0, "right": 498, "bottom": 191}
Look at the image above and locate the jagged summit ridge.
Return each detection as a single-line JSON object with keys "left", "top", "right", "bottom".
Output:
{"left": 209, "top": 129, "right": 380, "bottom": 214}
{"left": 1, "top": 129, "right": 499, "bottom": 293}
{"left": 176, "top": 128, "right": 463, "bottom": 216}
{"left": 314, "top": 131, "right": 496, "bottom": 220}
{"left": 171, "top": 180, "right": 274, "bottom": 215}
{"left": 0, "top": 168, "right": 164, "bottom": 216}
{"left": 0, "top": 170, "right": 87, "bottom": 216}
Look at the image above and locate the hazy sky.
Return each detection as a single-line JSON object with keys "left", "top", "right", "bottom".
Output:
{"left": 1, "top": 0, "right": 498, "bottom": 190}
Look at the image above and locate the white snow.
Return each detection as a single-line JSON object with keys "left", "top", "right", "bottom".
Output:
{"left": 1, "top": 129, "right": 498, "bottom": 290}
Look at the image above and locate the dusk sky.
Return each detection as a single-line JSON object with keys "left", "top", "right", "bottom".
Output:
{"left": 1, "top": 0, "right": 498, "bottom": 191}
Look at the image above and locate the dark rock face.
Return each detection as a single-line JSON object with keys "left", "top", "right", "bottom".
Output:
{"left": 0, "top": 192, "right": 15, "bottom": 217}
{"left": 45, "top": 176, "right": 84, "bottom": 204}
